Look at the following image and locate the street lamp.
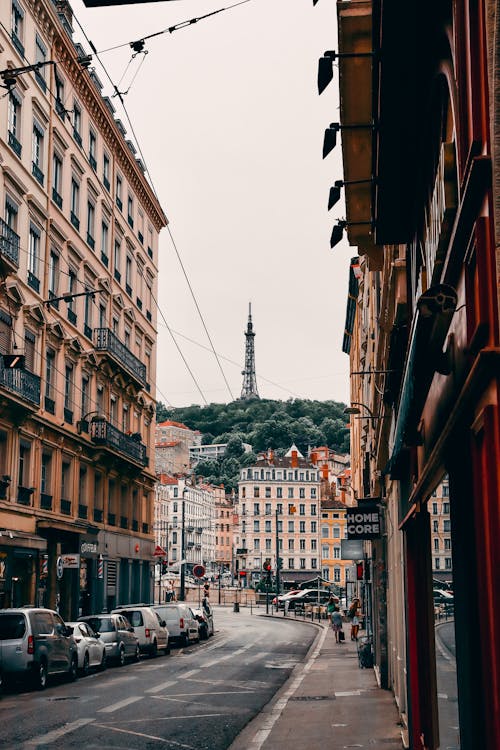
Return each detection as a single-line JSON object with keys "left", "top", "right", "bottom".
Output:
{"left": 343, "top": 401, "right": 376, "bottom": 422}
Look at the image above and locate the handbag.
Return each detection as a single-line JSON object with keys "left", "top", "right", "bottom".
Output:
{"left": 339, "top": 629, "right": 345, "bottom": 642}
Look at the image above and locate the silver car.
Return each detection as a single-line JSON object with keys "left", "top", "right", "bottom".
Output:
{"left": 0, "top": 608, "right": 78, "bottom": 689}
{"left": 78, "top": 614, "right": 139, "bottom": 666}
{"left": 66, "top": 622, "right": 107, "bottom": 675}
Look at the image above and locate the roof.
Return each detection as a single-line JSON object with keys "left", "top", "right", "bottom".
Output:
{"left": 321, "top": 498, "right": 348, "bottom": 511}
{"left": 157, "top": 420, "right": 200, "bottom": 433}
{"left": 155, "top": 440, "right": 181, "bottom": 448}
{"left": 156, "top": 474, "right": 178, "bottom": 485}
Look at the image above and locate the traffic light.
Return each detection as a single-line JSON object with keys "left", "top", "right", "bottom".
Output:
{"left": 356, "top": 562, "right": 364, "bottom": 580}
{"left": 277, "top": 557, "right": 283, "bottom": 570}
{"left": 160, "top": 560, "right": 168, "bottom": 575}
{"left": 263, "top": 559, "right": 272, "bottom": 573}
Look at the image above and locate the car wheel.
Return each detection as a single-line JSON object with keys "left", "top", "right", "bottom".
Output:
{"left": 164, "top": 640, "right": 171, "bottom": 655}
{"left": 134, "top": 644, "right": 140, "bottom": 662}
{"left": 34, "top": 660, "right": 48, "bottom": 690}
{"left": 118, "top": 646, "right": 126, "bottom": 667}
{"left": 68, "top": 655, "right": 78, "bottom": 682}
{"left": 99, "top": 650, "right": 107, "bottom": 671}
{"left": 82, "top": 652, "right": 90, "bottom": 676}
{"left": 150, "top": 640, "right": 157, "bottom": 658}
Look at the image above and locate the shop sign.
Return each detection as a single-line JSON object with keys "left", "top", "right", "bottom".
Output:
{"left": 56, "top": 556, "right": 64, "bottom": 579}
{"left": 61, "top": 553, "right": 80, "bottom": 569}
{"left": 81, "top": 541, "right": 98, "bottom": 555}
{"left": 341, "top": 539, "right": 364, "bottom": 560}
{"left": 346, "top": 504, "right": 381, "bottom": 540}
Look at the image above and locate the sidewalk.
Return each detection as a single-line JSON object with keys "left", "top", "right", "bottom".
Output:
{"left": 230, "top": 615, "right": 403, "bottom": 750}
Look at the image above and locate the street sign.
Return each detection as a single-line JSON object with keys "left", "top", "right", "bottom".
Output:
{"left": 193, "top": 564, "right": 205, "bottom": 579}
{"left": 56, "top": 556, "right": 64, "bottom": 579}
{"left": 341, "top": 539, "right": 364, "bottom": 559}
{"left": 153, "top": 545, "right": 167, "bottom": 557}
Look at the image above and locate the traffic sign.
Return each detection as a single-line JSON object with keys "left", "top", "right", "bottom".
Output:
{"left": 153, "top": 545, "right": 167, "bottom": 557}
{"left": 56, "top": 556, "right": 64, "bottom": 580}
{"left": 193, "top": 564, "right": 205, "bottom": 579}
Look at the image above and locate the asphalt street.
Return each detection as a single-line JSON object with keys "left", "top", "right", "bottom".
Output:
{"left": 435, "top": 620, "right": 459, "bottom": 750}
{"left": 0, "top": 607, "right": 316, "bottom": 750}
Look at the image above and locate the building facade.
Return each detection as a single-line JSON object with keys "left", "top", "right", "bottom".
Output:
{"left": 235, "top": 447, "right": 321, "bottom": 587}
{"left": 155, "top": 419, "right": 201, "bottom": 475}
{"left": 337, "top": 1, "right": 499, "bottom": 747}
{"left": 0, "top": 0, "right": 166, "bottom": 620}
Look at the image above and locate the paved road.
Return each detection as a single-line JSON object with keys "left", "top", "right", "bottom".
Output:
{"left": 1, "top": 607, "right": 316, "bottom": 750}
{"left": 435, "top": 620, "right": 460, "bottom": 750}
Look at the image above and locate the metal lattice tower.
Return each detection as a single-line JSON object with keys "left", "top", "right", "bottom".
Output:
{"left": 240, "top": 303, "right": 260, "bottom": 400}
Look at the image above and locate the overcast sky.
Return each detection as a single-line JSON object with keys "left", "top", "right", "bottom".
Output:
{"left": 72, "top": 0, "right": 352, "bottom": 408}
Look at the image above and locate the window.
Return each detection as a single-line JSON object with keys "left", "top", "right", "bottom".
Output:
{"left": 299, "top": 503, "right": 305, "bottom": 515}
{"left": 300, "top": 558, "right": 306, "bottom": 570}
{"left": 334, "top": 546, "right": 340, "bottom": 559}
{"left": 288, "top": 487, "right": 294, "bottom": 499}
{"left": 28, "top": 225, "right": 40, "bottom": 289}
{"left": 64, "top": 363, "right": 74, "bottom": 414}
{"left": 253, "top": 539, "right": 260, "bottom": 551}
{"left": 89, "top": 130, "right": 97, "bottom": 169}
{"left": 321, "top": 525, "right": 329, "bottom": 538}
{"left": 35, "top": 35, "right": 47, "bottom": 90}
{"left": 288, "top": 539, "right": 294, "bottom": 550}
{"left": 435, "top": 558, "right": 441, "bottom": 570}
{"left": 125, "top": 255, "right": 133, "bottom": 294}
{"left": 114, "top": 239, "right": 121, "bottom": 280}
{"left": 334, "top": 567, "right": 341, "bottom": 582}
{"left": 265, "top": 520, "right": 271, "bottom": 532}
{"left": 84, "top": 285, "right": 93, "bottom": 337}
{"left": 322, "top": 545, "right": 329, "bottom": 559}
{"left": 101, "top": 221, "right": 109, "bottom": 264}
{"left": 265, "top": 502, "right": 271, "bottom": 515}
{"left": 311, "top": 504, "right": 317, "bottom": 516}
{"left": 277, "top": 520, "right": 283, "bottom": 532}
{"left": 444, "top": 538, "right": 451, "bottom": 550}
{"left": 433, "top": 520, "right": 439, "bottom": 532}
{"left": 432, "top": 502, "right": 438, "bottom": 515}
{"left": 48, "top": 251, "right": 59, "bottom": 298}
{"left": 333, "top": 526, "right": 340, "bottom": 538}
{"left": 103, "top": 153, "right": 110, "bottom": 190}
{"left": 253, "top": 488, "right": 260, "bottom": 499}
{"left": 443, "top": 502, "right": 450, "bottom": 514}
{"left": 434, "top": 538, "right": 439, "bottom": 551}
{"left": 70, "top": 179, "right": 80, "bottom": 228}
{"left": 32, "top": 121, "right": 44, "bottom": 183}
{"left": 253, "top": 502, "right": 260, "bottom": 515}
{"left": 443, "top": 485, "right": 449, "bottom": 497}
{"left": 81, "top": 372, "right": 90, "bottom": 418}
{"left": 45, "top": 348, "right": 55, "bottom": 403}
{"left": 52, "top": 153, "right": 63, "bottom": 205}
{"left": 73, "top": 103, "right": 82, "bottom": 145}
{"left": 24, "top": 330, "right": 35, "bottom": 372}
{"left": 299, "top": 521, "right": 305, "bottom": 533}
{"left": 253, "top": 520, "right": 259, "bottom": 532}
{"left": 127, "top": 195, "right": 134, "bottom": 227}
{"left": 311, "top": 521, "right": 317, "bottom": 533}
{"left": 116, "top": 175, "right": 123, "bottom": 209}
{"left": 288, "top": 521, "right": 294, "bottom": 533}
{"left": 265, "top": 538, "right": 272, "bottom": 551}
{"left": 311, "top": 558, "right": 317, "bottom": 569}
{"left": 311, "top": 539, "right": 317, "bottom": 551}
{"left": 8, "top": 91, "right": 21, "bottom": 153}
{"left": 67, "top": 268, "right": 77, "bottom": 321}
{"left": 86, "top": 201, "right": 95, "bottom": 247}
{"left": 277, "top": 487, "right": 282, "bottom": 499}
{"left": 445, "top": 558, "right": 452, "bottom": 569}
{"left": 443, "top": 520, "right": 451, "bottom": 532}
{"left": 11, "top": 1, "right": 24, "bottom": 54}
{"left": 299, "top": 539, "right": 306, "bottom": 551}
{"left": 55, "top": 72, "right": 65, "bottom": 118}
{"left": 311, "top": 488, "right": 317, "bottom": 499}
{"left": 299, "top": 488, "right": 305, "bottom": 499}
{"left": 265, "top": 487, "right": 271, "bottom": 499}
{"left": 276, "top": 503, "right": 283, "bottom": 515}
{"left": 288, "top": 558, "right": 294, "bottom": 569}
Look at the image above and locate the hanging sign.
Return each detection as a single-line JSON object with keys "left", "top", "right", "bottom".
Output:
{"left": 346, "top": 504, "right": 381, "bottom": 540}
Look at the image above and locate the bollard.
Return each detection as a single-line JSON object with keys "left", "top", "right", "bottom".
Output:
{"left": 233, "top": 602, "right": 240, "bottom": 613}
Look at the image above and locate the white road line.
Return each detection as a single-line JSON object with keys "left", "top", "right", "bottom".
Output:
{"left": 98, "top": 695, "right": 143, "bottom": 713}
{"left": 93, "top": 675, "right": 137, "bottom": 687}
{"left": 178, "top": 669, "right": 200, "bottom": 679}
{"left": 94, "top": 723, "right": 196, "bottom": 748}
{"left": 245, "top": 626, "right": 330, "bottom": 750}
{"left": 152, "top": 690, "right": 255, "bottom": 698}
{"left": 203, "top": 640, "right": 256, "bottom": 668}
{"left": 24, "top": 718, "right": 94, "bottom": 746}
{"left": 146, "top": 679, "right": 177, "bottom": 694}
{"left": 335, "top": 690, "right": 362, "bottom": 697}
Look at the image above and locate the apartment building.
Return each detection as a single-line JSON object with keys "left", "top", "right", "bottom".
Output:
{"left": 0, "top": 0, "right": 166, "bottom": 619}
{"left": 319, "top": 497, "right": 350, "bottom": 589}
{"left": 155, "top": 419, "right": 201, "bottom": 475}
{"left": 429, "top": 477, "right": 452, "bottom": 585}
{"left": 214, "top": 490, "right": 233, "bottom": 574}
{"left": 235, "top": 446, "right": 321, "bottom": 587}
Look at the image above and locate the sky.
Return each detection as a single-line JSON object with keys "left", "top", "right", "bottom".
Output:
{"left": 71, "top": 0, "right": 352, "bottom": 408}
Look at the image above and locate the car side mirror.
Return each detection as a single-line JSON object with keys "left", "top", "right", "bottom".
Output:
{"left": 94, "top": 632, "right": 100, "bottom": 638}
{"left": 160, "top": 620, "right": 166, "bottom": 628}
{"left": 65, "top": 625, "right": 74, "bottom": 636}
{"left": 128, "top": 626, "right": 134, "bottom": 632}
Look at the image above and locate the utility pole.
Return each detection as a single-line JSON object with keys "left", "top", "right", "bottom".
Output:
{"left": 275, "top": 508, "right": 280, "bottom": 611}
{"left": 180, "top": 493, "right": 186, "bottom": 601}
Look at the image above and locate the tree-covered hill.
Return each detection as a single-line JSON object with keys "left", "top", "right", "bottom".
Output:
{"left": 156, "top": 399, "right": 350, "bottom": 487}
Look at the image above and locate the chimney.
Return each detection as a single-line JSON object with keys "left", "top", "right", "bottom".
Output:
{"left": 321, "top": 463, "right": 329, "bottom": 480}
{"left": 310, "top": 451, "right": 317, "bottom": 465}
{"left": 291, "top": 450, "right": 298, "bottom": 468}
{"left": 268, "top": 449, "right": 274, "bottom": 464}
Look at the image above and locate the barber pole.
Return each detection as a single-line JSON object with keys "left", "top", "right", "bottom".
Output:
{"left": 98, "top": 555, "right": 103, "bottom": 579}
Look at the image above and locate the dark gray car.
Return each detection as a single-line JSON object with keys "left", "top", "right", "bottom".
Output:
{"left": 78, "top": 614, "right": 139, "bottom": 666}
{"left": 0, "top": 608, "right": 78, "bottom": 689}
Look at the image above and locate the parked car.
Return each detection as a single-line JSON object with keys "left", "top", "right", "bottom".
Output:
{"left": 78, "top": 613, "right": 139, "bottom": 666}
{"left": 0, "top": 607, "right": 78, "bottom": 689}
{"left": 282, "top": 589, "right": 339, "bottom": 611}
{"left": 66, "top": 621, "right": 107, "bottom": 675}
{"left": 112, "top": 606, "right": 169, "bottom": 656}
{"left": 153, "top": 604, "right": 200, "bottom": 646}
{"left": 191, "top": 603, "right": 214, "bottom": 640}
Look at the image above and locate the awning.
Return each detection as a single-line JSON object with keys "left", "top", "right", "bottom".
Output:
{"left": 0, "top": 530, "right": 47, "bottom": 551}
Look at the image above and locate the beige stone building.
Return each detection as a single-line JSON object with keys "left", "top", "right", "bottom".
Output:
{"left": 0, "top": 0, "right": 166, "bottom": 619}
{"left": 155, "top": 419, "right": 201, "bottom": 475}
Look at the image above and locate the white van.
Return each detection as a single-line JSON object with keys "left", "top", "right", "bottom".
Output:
{"left": 153, "top": 604, "right": 199, "bottom": 647}
{"left": 112, "top": 606, "right": 170, "bottom": 656}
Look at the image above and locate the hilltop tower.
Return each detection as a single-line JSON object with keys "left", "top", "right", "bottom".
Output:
{"left": 240, "top": 303, "right": 260, "bottom": 400}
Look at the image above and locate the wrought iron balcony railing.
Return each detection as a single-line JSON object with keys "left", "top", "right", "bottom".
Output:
{"left": 0, "top": 367, "right": 40, "bottom": 406}
{"left": 0, "top": 217, "right": 20, "bottom": 268}
{"left": 90, "top": 418, "right": 147, "bottom": 466}
{"left": 93, "top": 328, "right": 147, "bottom": 387}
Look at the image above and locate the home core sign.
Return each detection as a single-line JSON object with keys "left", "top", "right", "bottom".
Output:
{"left": 346, "top": 505, "right": 381, "bottom": 540}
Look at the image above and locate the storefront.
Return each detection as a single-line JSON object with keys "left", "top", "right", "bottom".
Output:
{"left": 0, "top": 529, "right": 46, "bottom": 608}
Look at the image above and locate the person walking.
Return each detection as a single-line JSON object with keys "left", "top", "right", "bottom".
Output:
{"left": 348, "top": 597, "right": 361, "bottom": 641}
{"left": 331, "top": 606, "right": 343, "bottom": 643}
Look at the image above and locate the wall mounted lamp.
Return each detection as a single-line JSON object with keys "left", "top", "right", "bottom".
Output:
{"left": 330, "top": 219, "right": 372, "bottom": 248}
{"left": 317, "top": 50, "right": 375, "bottom": 94}
{"left": 328, "top": 179, "right": 374, "bottom": 210}
{"left": 323, "top": 122, "right": 375, "bottom": 158}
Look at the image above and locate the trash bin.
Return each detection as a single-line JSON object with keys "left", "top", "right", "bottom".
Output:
{"left": 233, "top": 602, "right": 240, "bottom": 613}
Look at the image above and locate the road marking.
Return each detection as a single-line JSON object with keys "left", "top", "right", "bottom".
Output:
{"left": 93, "top": 675, "right": 137, "bottom": 687}
{"left": 146, "top": 679, "right": 177, "bottom": 694}
{"left": 153, "top": 690, "right": 255, "bottom": 698}
{"left": 203, "top": 640, "right": 255, "bottom": 667}
{"left": 98, "top": 695, "right": 143, "bottom": 713}
{"left": 24, "top": 718, "right": 94, "bottom": 746}
{"left": 335, "top": 690, "right": 362, "bottom": 697}
{"left": 178, "top": 668, "right": 200, "bottom": 679}
{"left": 94, "top": 723, "right": 195, "bottom": 748}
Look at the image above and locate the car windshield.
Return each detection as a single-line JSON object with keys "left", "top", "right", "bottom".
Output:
{"left": 0, "top": 613, "right": 26, "bottom": 639}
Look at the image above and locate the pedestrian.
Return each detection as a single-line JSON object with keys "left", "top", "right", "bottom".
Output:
{"left": 348, "top": 597, "right": 361, "bottom": 641}
{"left": 331, "top": 606, "right": 343, "bottom": 643}
{"left": 327, "top": 595, "right": 336, "bottom": 620}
